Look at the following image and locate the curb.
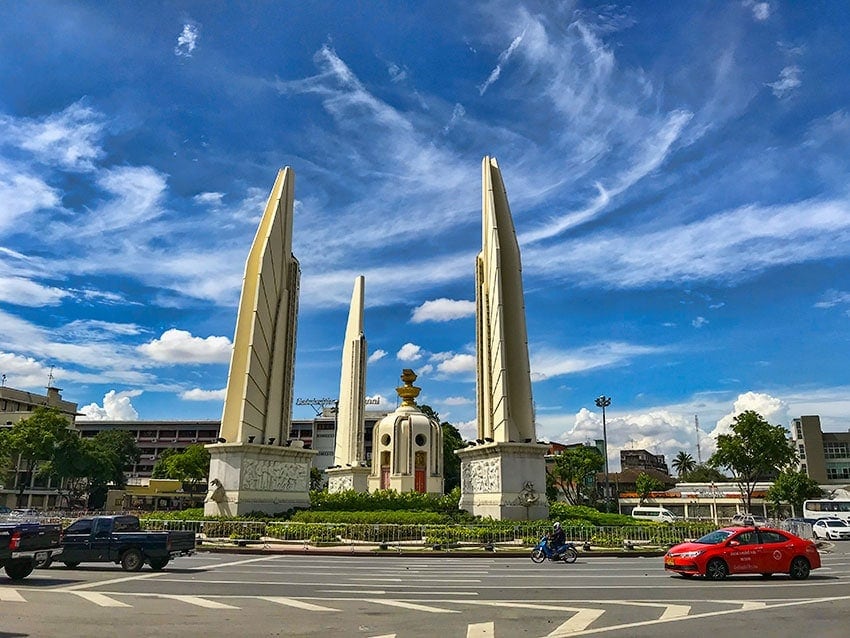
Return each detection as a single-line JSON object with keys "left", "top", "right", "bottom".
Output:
{"left": 196, "top": 545, "right": 666, "bottom": 559}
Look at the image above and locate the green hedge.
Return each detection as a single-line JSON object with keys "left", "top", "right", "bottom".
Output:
{"left": 290, "top": 509, "right": 450, "bottom": 525}
{"left": 309, "top": 488, "right": 462, "bottom": 514}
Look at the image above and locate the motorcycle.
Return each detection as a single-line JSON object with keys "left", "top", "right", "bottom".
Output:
{"left": 531, "top": 535, "right": 578, "bottom": 564}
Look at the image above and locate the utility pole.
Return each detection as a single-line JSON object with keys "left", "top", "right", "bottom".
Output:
{"left": 595, "top": 395, "right": 612, "bottom": 512}
{"left": 695, "top": 414, "right": 702, "bottom": 464}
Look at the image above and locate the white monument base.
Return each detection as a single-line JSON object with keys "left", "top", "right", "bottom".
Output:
{"left": 326, "top": 466, "right": 371, "bottom": 493}
{"left": 456, "top": 442, "right": 549, "bottom": 520}
{"left": 204, "top": 442, "right": 317, "bottom": 516}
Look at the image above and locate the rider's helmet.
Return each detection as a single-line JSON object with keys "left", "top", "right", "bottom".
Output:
{"left": 553, "top": 521, "right": 561, "bottom": 530}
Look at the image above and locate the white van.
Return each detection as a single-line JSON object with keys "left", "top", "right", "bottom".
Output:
{"left": 630, "top": 506, "right": 677, "bottom": 523}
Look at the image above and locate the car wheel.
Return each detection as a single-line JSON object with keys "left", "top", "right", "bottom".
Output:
{"left": 789, "top": 557, "right": 810, "bottom": 580}
{"left": 706, "top": 558, "right": 728, "bottom": 580}
{"left": 120, "top": 549, "right": 144, "bottom": 572}
{"left": 149, "top": 558, "right": 169, "bottom": 571}
{"left": 4, "top": 558, "right": 34, "bottom": 581}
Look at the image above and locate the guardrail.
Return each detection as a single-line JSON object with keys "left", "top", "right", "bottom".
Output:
{"left": 137, "top": 520, "right": 714, "bottom": 548}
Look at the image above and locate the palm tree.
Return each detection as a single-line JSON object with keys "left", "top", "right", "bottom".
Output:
{"left": 672, "top": 451, "right": 696, "bottom": 478}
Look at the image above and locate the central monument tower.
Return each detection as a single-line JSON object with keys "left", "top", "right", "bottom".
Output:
{"left": 456, "top": 156, "right": 549, "bottom": 520}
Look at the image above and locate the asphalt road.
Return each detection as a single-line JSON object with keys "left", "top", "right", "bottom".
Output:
{"left": 2, "top": 543, "right": 849, "bottom": 638}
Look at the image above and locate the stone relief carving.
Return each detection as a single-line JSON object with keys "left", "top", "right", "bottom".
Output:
{"left": 461, "top": 458, "right": 501, "bottom": 492}
{"left": 508, "top": 481, "right": 539, "bottom": 506}
{"left": 241, "top": 459, "right": 308, "bottom": 491}
{"left": 328, "top": 474, "right": 354, "bottom": 493}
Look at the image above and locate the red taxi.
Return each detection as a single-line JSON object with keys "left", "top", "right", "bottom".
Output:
{"left": 664, "top": 526, "right": 820, "bottom": 580}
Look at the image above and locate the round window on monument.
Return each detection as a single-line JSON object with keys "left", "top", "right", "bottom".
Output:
{"left": 381, "top": 433, "right": 391, "bottom": 446}
{"left": 415, "top": 433, "right": 427, "bottom": 446}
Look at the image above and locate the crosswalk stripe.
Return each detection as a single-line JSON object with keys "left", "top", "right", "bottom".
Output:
{"left": 71, "top": 592, "right": 131, "bottom": 607}
{"left": 659, "top": 604, "right": 690, "bottom": 619}
{"left": 364, "top": 599, "right": 459, "bottom": 614}
{"left": 467, "top": 621, "right": 494, "bottom": 637}
{"left": 166, "top": 595, "right": 239, "bottom": 609}
{"left": 0, "top": 589, "right": 26, "bottom": 602}
{"left": 546, "top": 609, "right": 606, "bottom": 636}
{"left": 260, "top": 597, "right": 340, "bottom": 611}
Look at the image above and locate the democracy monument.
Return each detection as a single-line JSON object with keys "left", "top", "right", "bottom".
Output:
{"left": 206, "top": 157, "right": 548, "bottom": 520}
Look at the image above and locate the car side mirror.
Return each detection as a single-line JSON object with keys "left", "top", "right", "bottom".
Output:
{"left": 727, "top": 540, "right": 740, "bottom": 547}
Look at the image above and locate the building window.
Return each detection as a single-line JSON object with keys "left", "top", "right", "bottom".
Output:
{"left": 795, "top": 422, "right": 803, "bottom": 439}
{"left": 824, "top": 443, "right": 849, "bottom": 459}
{"left": 798, "top": 444, "right": 806, "bottom": 459}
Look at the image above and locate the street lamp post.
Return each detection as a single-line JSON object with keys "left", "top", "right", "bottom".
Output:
{"left": 595, "top": 395, "right": 612, "bottom": 512}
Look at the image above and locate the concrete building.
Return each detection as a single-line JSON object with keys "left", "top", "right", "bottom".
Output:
{"left": 620, "top": 449, "right": 670, "bottom": 475}
{"left": 791, "top": 415, "right": 850, "bottom": 484}
{"left": 0, "top": 384, "right": 79, "bottom": 509}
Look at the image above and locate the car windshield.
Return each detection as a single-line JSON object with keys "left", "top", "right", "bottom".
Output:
{"left": 826, "top": 520, "right": 848, "bottom": 528}
{"left": 694, "top": 530, "right": 734, "bottom": 544}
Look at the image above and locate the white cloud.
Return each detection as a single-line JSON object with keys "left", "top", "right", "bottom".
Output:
{"left": 175, "top": 24, "right": 199, "bottom": 57}
{"left": 436, "top": 353, "right": 476, "bottom": 375}
{"left": 710, "top": 391, "right": 789, "bottom": 442}
{"left": 441, "top": 396, "right": 473, "bottom": 406}
{"left": 397, "top": 342, "right": 423, "bottom": 361}
{"left": 767, "top": 65, "right": 802, "bottom": 98}
{"left": 194, "top": 191, "right": 224, "bottom": 207}
{"left": 411, "top": 298, "right": 475, "bottom": 323}
{"left": 743, "top": 1, "right": 771, "bottom": 21}
{"left": 692, "top": 316, "right": 709, "bottom": 328}
{"left": 0, "top": 101, "right": 105, "bottom": 171}
{"left": 443, "top": 103, "right": 466, "bottom": 133}
{"left": 454, "top": 418, "right": 478, "bottom": 440}
{"left": 78, "top": 389, "right": 142, "bottom": 421}
{"left": 525, "top": 197, "right": 850, "bottom": 289}
{"left": 387, "top": 62, "right": 407, "bottom": 83}
{"left": 814, "top": 289, "right": 850, "bottom": 309}
{"left": 0, "top": 352, "right": 54, "bottom": 388}
{"left": 367, "top": 349, "right": 387, "bottom": 363}
{"left": 0, "top": 276, "right": 69, "bottom": 307}
{"left": 531, "top": 342, "right": 663, "bottom": 380}
{"left": 180, "top": 387, "right": 226, "bottom": 401}
{"left": 0, "top": 161, "right": 60, "bottom": 233}
{"left": 138, "top": 329, "right": 232, "bottom": 364}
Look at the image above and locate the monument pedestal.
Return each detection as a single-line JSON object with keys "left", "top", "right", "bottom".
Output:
{"left": 326, "top": 466, "right": 371, "bottom": 493}
{"left": 204, "top": 442, "right": 317, "bottom": 516}
{"left": 456, "top": 442, "right": 549, "bottom": 520}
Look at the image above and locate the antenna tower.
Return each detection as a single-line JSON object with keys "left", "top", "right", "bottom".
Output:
{"left": 47, "top": 365, "right": 55, "bottom": 389}
{"left": 695, "top": 414, "right": 702, "bottom": 464}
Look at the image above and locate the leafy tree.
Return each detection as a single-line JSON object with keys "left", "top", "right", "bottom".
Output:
{"left": 90, "top": 430, "right": 140, "bottom": 488}
{"left": 709, "top": 410, "right": 796, "bottom": 512}
{"left": 680, "top": 464, "right": 728, "bottom": 483}
{"left": 156, "top": 444, "right": 211, "bottom": 495}
{"left": 671, "top": 451, "right": 696, "bottom": 478}
{"left": 419, "top": 404, "right": 465, "bottom": 494}
{"left": 310, "top": 467, "right": 325, "bottom": 491}
{"left": 547, "top": 445, "right": 604, "bottom": 505}
{"left": 0, "top": 407, "right": 76, "bottom": 506}
{"left": 635, "top": 472, "right": 664, "bottom": 503}
{"left": 152, "top": 448, "right": 179, "bottom": 478}
{"left": 766, "top": 469, "right": 823, "bottom": 515}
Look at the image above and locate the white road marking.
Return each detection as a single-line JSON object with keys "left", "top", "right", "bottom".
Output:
{"left": 603, "top": 600, "right": 690, "bottom": 619}
{"left": 165, "top": 595, "right": 239, "bottom": 609}
{"left": 321, "top": 590, "right": 479, "bottom": 596}
{"left": 259, "top": 597, "right": 340, "bottom": 611}
{"left": 0, "top": 588, "right": 26, "bottom": 602}
{"left": 546, "top": 609, "right": 606, "bottom": 636}
{"left": 71, "top": 591, "right": 132, "bottom": 607}
{"left": 467, "top": 621, "right": 495, "bottom": 637}
{"left": 350, "top": 578, "right": 481, "bottom": 583}
{"left": 364, "top": 598, "right": 460, "bottom": 613}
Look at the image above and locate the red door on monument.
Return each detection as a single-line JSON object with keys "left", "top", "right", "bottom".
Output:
{"left": 380, "top": 451, "right": 390, "bottom": 489}
{"left": 414, "top": 451, "right": 426, "bottom": 493}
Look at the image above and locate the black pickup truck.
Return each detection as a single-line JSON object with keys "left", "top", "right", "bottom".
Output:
{"left": 1, "top": 521, "right": 64, "bottom": 580}
{"left": 41, "top": 514, "right": 195, "bottom": 572}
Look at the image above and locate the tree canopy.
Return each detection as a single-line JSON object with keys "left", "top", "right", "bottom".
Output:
{"left": 671, "top": 451, "right": 696, "bottom": 478}
{"left": 635, "top": 472, "right": 664, "bottom": 503}
{"left": 709, "top": 410, "right": 796, "bottom": 512}
{"left": 152, "top": 444, "right": 210, "bottom": 494}
{"left": 547, "top": 445, "right": 604, "bottom": 505}
{"left": 420, "top": 404, "right": 465, "bottom": 494}
{"left": 766, "top": 469, "right": 823, "bottom": 515}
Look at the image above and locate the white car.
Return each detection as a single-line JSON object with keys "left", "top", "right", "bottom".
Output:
{"left": 812, "top": 518, "right": 850, "bottom": 540}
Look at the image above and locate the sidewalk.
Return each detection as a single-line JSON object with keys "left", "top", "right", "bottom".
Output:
{"left": 196, "top": 539, "right": 666, "bottom": 559}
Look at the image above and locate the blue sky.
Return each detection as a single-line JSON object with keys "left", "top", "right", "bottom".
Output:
{"left": 2, "top": 1, "right": 849, "bottom": 470}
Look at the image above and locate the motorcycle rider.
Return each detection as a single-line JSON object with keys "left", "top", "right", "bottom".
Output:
{"left": 549, "top": 521, "right": 567, "bottom": 557}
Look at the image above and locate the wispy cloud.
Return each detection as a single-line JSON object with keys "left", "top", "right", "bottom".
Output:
{"left": 530, "top": 342, "right": 664, "bottom": 380}
{"left": 478, "top": 32, "right": 524, "bottom": 95}
{"left": 767, "top": 65, "right": 802, "bottom": 98}
{"left": 175, "top": 24, "right": 199, "bottom": 57}
{"left": 0, "top": 276, "right": 69, "bottom": 307}
{"left": 367, "top": 349, "right": 387, "bottom": 363}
